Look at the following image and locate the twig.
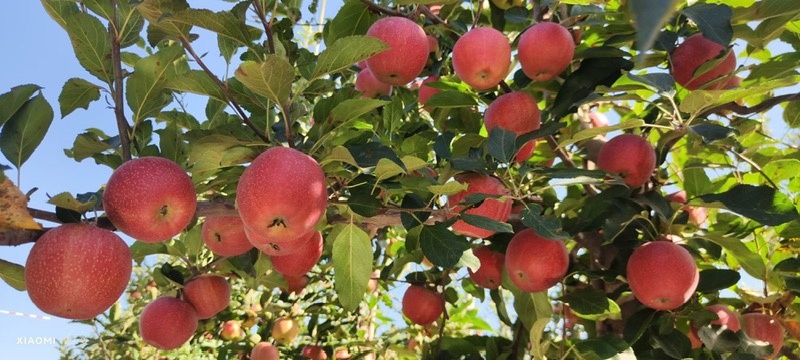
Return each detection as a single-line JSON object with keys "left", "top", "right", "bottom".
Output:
{"left": 359, "top": 0, "right": 405, "bottom": 17}
{"left": 109, "top": 0, "right": 132, "bottom": 162}
{"left": 420, "top": 5, "right": 446, "bottom": 26}
{"left": 251, "top": 0, "right": 275, "bottom": 54}
{"left": 728, "top": 148, "right": 781, "bottom": 190}
{"left": 178, "top": 37, "right": 270, "bottom": 143}
{"left": 700, "top": 92, "right": 800, "bottom": 119}
{"left": 545, "top": 135, "right": 598, "bottom": 196}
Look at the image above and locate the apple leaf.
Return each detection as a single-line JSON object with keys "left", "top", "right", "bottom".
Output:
{"left": 511, "top": 290, "right": 553, "bottom": 332}
{"left": 681, "top": 4, "right": 734, "bottom": 46}
{"left": 0, "top": 93, "right": 54, "bottom": 169}
{"left": 165, "top": 70, "right": 226, "bottom": 101}
{"left": 551, "top": 56, "right": 633, "bottom": 120}
{"left": 420, "top": 222, "right": 469, "bottom": 268}
{"left": 58, "top": 78, "right": 101, "bottom": 118}
{"left": 234, "top": 56, "right": 295, "bottom": 106}
{"left": 401, "top": 193, "right": 431, "bottom": 230}
{"left": 424, "top": 90, "right": 477, "bottom": 108}
{"left": 332, "top": 223, "right": 373, "bottom": 312}
{"left": 575, "top": 336, "right": 631, "bottom": 359}
{"left": 323, "top": 0, "right": 379, "bottom": 47}
{"left": 347, "top": 183, "right": 382, "bottom": 217}
{"left": 130, "top": 241, "right": 169, "bottom": 264}
{"left": 629, "top": 0, "right": 682, "bottom": 64}
{"left": 312, "top": 36, "right": 388, "bottom": 79}
{"left": 623, "top": 308, "right": 658, "bottom": 345}
{"left": 460, "top": 214, "right": 513, "bottom": 234}
{"left": 125, "top": 44, "right": 185, "bottom": 123}
{"left": 784, "top": 100, "right": 800, "bottom": 127}
{"left": 348, "top": 142, "right": 404, "bottom": 169}
{"left": 698, "top": 327, "right": 740, "bottom": 353}
{"left": 0, "top": 84, "right": 41, "bottom": 127}
{"left": 171, "top": 9, "right": 258, "bottom": 48}
{"left": 560, "top": 287, "right": 621, "bottom": 321}
{"left": 0, "top": 258, "right": 26, "bottom": 291}
{"left": 47, "top": 192, "right": 99, "bottom": 214}
{"left": 519, "top": 203, "right": 570, "bottom": 240}
{"left": 62, "top": 12, "right": 113, "bottom": 83}
{"left": 698, "top": 184, "right": 799, "bottom": 226}
{"left": 330, "top": 98, "right": 389, "bottom": 123}
{"left": 652, "top": 330, "right": 692, "bottom": 359}
{"left": 695, "top": 233, "right": 765, "bottom": 278}
{"left": 558, "top": 119, "right": 645, "bottom": 148}
{"left": 696, "top": 269, "right": 740, "bottom": 293}
{"left": 689, "top": 123, "right": 736, "bottom": 143}
{"left": 627, "top": 73, "right": 676, "bottom": 95}
{"left": 487, "top": 127, "right": 516, "bottom": 163}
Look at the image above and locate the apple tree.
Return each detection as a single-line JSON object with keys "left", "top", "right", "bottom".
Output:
{"left": 2, "top": 0, "right": 800, "bottom": 359}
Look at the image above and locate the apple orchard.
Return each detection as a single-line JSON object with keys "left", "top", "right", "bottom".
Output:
{"left": 2, "top": 0, "right": 800, "bottom": 359}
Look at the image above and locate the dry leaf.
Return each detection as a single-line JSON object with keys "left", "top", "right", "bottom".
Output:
{"left": 0, "top": 177, "right": 42, "bottom": 231}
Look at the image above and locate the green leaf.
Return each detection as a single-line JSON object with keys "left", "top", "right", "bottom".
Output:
{"left": 698, "top": 327, "right": 740, "bottom": 353}
{"left": 58, "top": 78, "right": 102, "bottom": 118}
{"left": 696, "top": 233, "right": 765, "bottom": 278}
{"left": 126, "top": 44, "right": 185, "bottom": 123}
{"left": 689, "top": 123, "right": 736, "bottom": 143}
{"left": 41, "top": 0, "right": 80, "bottom": 29}
{"left": 323, "top": 0, "right": 379, "bottom": 46}
{"left": 512, "top": 291, "right": 553, "bottom": 331}
{"left": 332, "top": 224, "right": 373, "bottom": 311}
{"left": 0, "top": 93, "right": 54, "bottom": 168}
{"left": 181, "top": 225, "right": 203, "bottom": 258}
{"left": 679, "top": 76, "right": 800, "bottom": 114}
{"left": 130, "top": 241, "right": 169, "bottom": 263}
{"left": 575, "top": 336, "right": 631, "bottom": 359}
{"left": 187, "top": 134, "right": 257, "bottom": 179}
{"left": 698, "top": 184, "right": 799, "bottom": 226}
{"left": 560, "top": 287, "right": 621, "bottom": 321}
{"left": 629, "top": 0, "right": 682, "bottom": 64}
{"left": 63, "top": 12, "right": 113, "bottom": 83}
{"left": 682, "top": 167, "right": 713, "bottom": 197}
{"left": 424, "top": 90, "right": 478, "bottom": 108}
{"left": 627, "top": 73, "right": 675, "bottom": 94}
{"left": 519, "top": 204, "right": 570, "bottom": 240}
{"left": 428, "top": 180, "right": 469, "bottom": 197}
{"left": 0, "top": 258, "right": 26, "bottom": 291}
{"left": 420, "top": 222, "right": 470, "bottom": 268}
{"left": 696, "top": 269, "right": 741, "bottom": 293}
{"left": 68, "top": 131, "right": 115, "bottom": 162}
{"left": 401, "top": 193, "right": 431, "bottom": 230}
{"left": 330, "top": 98, "right": 389, "bottom": 123}
{"left": 47, "top": 192, "right": 99, "bottom": 214}
{"left": 313, "top": 36, "right": 389, "bottom": 78}
{"left": 653, "top": 330, "right": 692, "bottom": 359}
{"left": 487, "top": 127, "right": 516, "bottom": 163}
{"left": 682, "top": 4, "right": 734, "bottom": 45}
{"left": 171, "top": 9, "right": 258, "bottom": 48}
{"left": 135, "top": 0, "right": 191, "bottom": 41}
{"left": 0, "top": 84, "right": 41, "bottom": 127}
{"left": 558, "top": 119, "right": 645, "bottom": 147}
{"left": 348, "top": 142, "right": 403, "bottom": 168}
{"left": 762, "top": 159, "right": 800, "bottom": 182}
{"left": 550, "top": 57, "right": 634, "bottom": 119}
{"left": 234, "top": 56, "right": 295, "bottom": 106}
{"left": 347, "top": 184, "right": 382, "bottom": 217}
{"left": 784, "top": 100, "right": 800, "bottom": 128}
{"left": 165, "top": 70, "right": 225, "bottom": 101}
{"left": 460, "top": 214, "right": 514, "bottom": 234}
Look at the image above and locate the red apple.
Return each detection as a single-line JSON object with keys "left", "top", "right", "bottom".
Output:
{"left": 24, "top": 223, "right": 132, "bottom": 320}
{"left": 139, "top": 296, "right": 198, "bottom": 350}
{"left": 103, "top": 156, "right": 197, "bottom": 242}
{"left": 271, "top": 316, "right": 300, "bottom": 344}
{"left": 670, "top": 33, "right": 736, "bottom": 90}
{"left": 366, "top": 17, "right": 429, "bottom": 86}
{"left": 688, "top": 304, "right": 741, "bottom": 349}
{"left": 302, "top": 345, "right": 328, "bottom": 360}
{"left": 182, "top": 274, "right": 231, "bottom": 319}
{"left": 427, "top": 35, "right": 439, "bottom": 53}
{"left": 245, "top": 225, "right": 312, "bottom": 256}
{"left": 468, "top": 245, "right": 505, "bottom": 289}
{"left": 596, "top": 133, "right": 656, "bottom": 188}
{"left": 505, "top": 228, "right": 569, "bottom": 292}
{"left": 666, "top": 190, "right": 708, "bottom": 226}
{"left": 484, "top": 91, "right": 541, "bottom": 162}
{"left": 367, "top": 270, "right": 380, "bottom": 293}
{"left": 237, "top": 146, "right": 328, "bottom": 250}
{"left": 402, "top": 285, "right": 444, "bottom": 326}
{"left": 418, "top": 75, "right": 442, "bottom": 110}
{"left": 202, "top": 215, "right": 254, "bottom": 257}
{"left": 447, "top": 173, "right": 512, "bottom": 239}
{"left": 251, "top": 341, "right": 281, "bottom": 360}
{"left": 220, "top": 320, "right": 245, "bottom": 341}
{"left": 626, "top": 241, "right": 698, "bottom": 310}
{"left": 452, "top": 27, "right": 511, "bottom": 90}
{"left": 518, "top": 22, "right": 575, "bottom": 82}
{"left": 588, "top": 111, "right": 608, "bottom": 128}
{"left": 743, "top": 313, "right": 784, "bottom": 359}
{"left": 280, "top": 274, "right": 309, "bottom": 294}
{"left": 355, "top": 67, "right": 392, "bottom": 98}
{"left": 270, "top": 230, "right": 323, "bottom": 277}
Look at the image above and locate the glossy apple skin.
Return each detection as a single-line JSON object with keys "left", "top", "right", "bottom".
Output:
{"left": 688, "top": 304, "right": 741, "bottom": 348}
{"left": 596, "top": 134, "right": 656, "bottom": 188}
{"left": 418, "top": 76, "right": 442, "bottom": 110}
{"left": 484, "top": 91, "right": 541, "bottom": 162}
{"left": 202, "top": 215, "right": 253, "bottom": 257}
{"left": 302, "top": 345, "right": 328, "bottom": 360}
{"left": 182, "top": 274, "right": 231, "bottom": 319}
{"left": 366, "top": 17, "right": 429, "bottom": 86}
{"left": 139, "top": 296, "right": 199, "bottom": 350}
{"left": 452, "top": 27, "right": 511, "bottom": 90}
{"left": 505, "top": 228, "right": 569, "bottom": 293}
{"left": 237, "top": 146, "right": 328, "bottom": 248}
{"left": 743, "top": 313, "right": 784, "bottom": 359}
{"left": 271, "top": 230, "right": 323, "bottom": 276}
{"left": 271, "top": 316, "right": 300, "bottom": 345}
{"left": 468, "top": 245, "right": 505, "bottom": 289}
{"left": 518, "top": 22, "right": 575, "bottom": 82}
{"left": 25, "top": 223, "right": 132, "bottom": 320}
{"left": 244, "top": 225, "right": 312, "bottom": 256}
{"left": 103, "top": 156, "right": 197, "bottom": 242}
{"left": 251, "top": 341, "right": 281, "bottom": 360}
{"left": 355, "top": 67, "right": 392, "bottom": 98}
{"left": 626, "top": 241, "right": 698, "bottom": 310}
{"left": 447, "top": 173, "right": 512, "bottom": 239}
{"left": 670, "top": 33, "right": 736, "bottom": 90}
{"left": 402, "top": 285, "right": 444, "bottom": 326}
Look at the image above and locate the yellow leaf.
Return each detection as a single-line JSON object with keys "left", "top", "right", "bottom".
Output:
{"left": 0, "top": 177, "right": 42, "bottom": 231}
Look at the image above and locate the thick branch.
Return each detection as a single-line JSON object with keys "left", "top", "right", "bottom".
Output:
{"left": 359, "top": 0, "right": 405, "bottom": 17}
{"left": 179, "top": 37, "right": 270, "bottom": 143}
{"left": 109, "top": 0, "right": 132, "bottom": 162}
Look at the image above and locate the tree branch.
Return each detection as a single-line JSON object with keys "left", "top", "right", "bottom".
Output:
{"left": 109, "top": 0, "right": 133, "bottom": 162}
{"left": 359, "top": 0, "right": 405, "bottom": 17}
{"left": 251, "top": 0, "right": 275, "bottom": 54}
{"left": 701, "top": 92, "right": 800, "bottom": 118}
{"left": 178, "top": 36, "right": 270, "bottom": 143}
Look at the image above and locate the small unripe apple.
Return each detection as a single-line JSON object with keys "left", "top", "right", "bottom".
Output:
{"left": 182, "top": 274, "right": 231, "bottom": 319}
{"left": 220, "top": 320, "right": 245, "bottom": 341}
{"left": 139, "top": 296, "right": 198, "bottom": 350}
{"left": 202, "top": 215, "right": 254, "bottom": 257}
{"left": 468, "top": 245, "right": 505, "bottom": 289}
{"left": 355, "top": 67, "right": 392, "bottom": 98}
{"left": 402, "top": 285, "right": 444, "bottom": 326}
{"left": 237, "top": 146, "right": 328, "bottom": 250}
{"left": 270, "top": 230, "right": 323, "bottom": 277}
{"left": 742, "top": 313, "right": 784, "bottom": 359}
{"left": 447, "top": 173, "right": 512, "bottom": 239}
{"left": 626, "top": 241, "right": 698, "bottom": 310}
{"left": 25, "top": 223, "right": 132, "bottom": 320}
{"left": 302, "top": 345, "right": 328, "bottom": 360}
{"left": 484, "top": 91, "right": 541, "bottom": 162}
{"left": 518, "top": 22, "right": 575, "bottom": 82}
{"left": 688, "top": 304, "right": 741, "bottom": 349}
{"left": 596, "top": 133, "right": 656, "bottom": 188}
{"left": 271, "top": 316, "right": 300, "bottom": 344}
{"left": 452, "top": 27, "right": 511, "bottom": 90}
{"left": 505, "top": 228, "right": 569, "bottom": 293}
{"left": 366, "top": 17, "right": 429, "bottom": 86}
{"left": 670, "top": 33, "right": 736, "bottom": 90}
{"left": 103, "top": 156, "right": 197, "bottom": 242}
{"left": 251, "top": 341, "right": 280, "bottom": 360}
